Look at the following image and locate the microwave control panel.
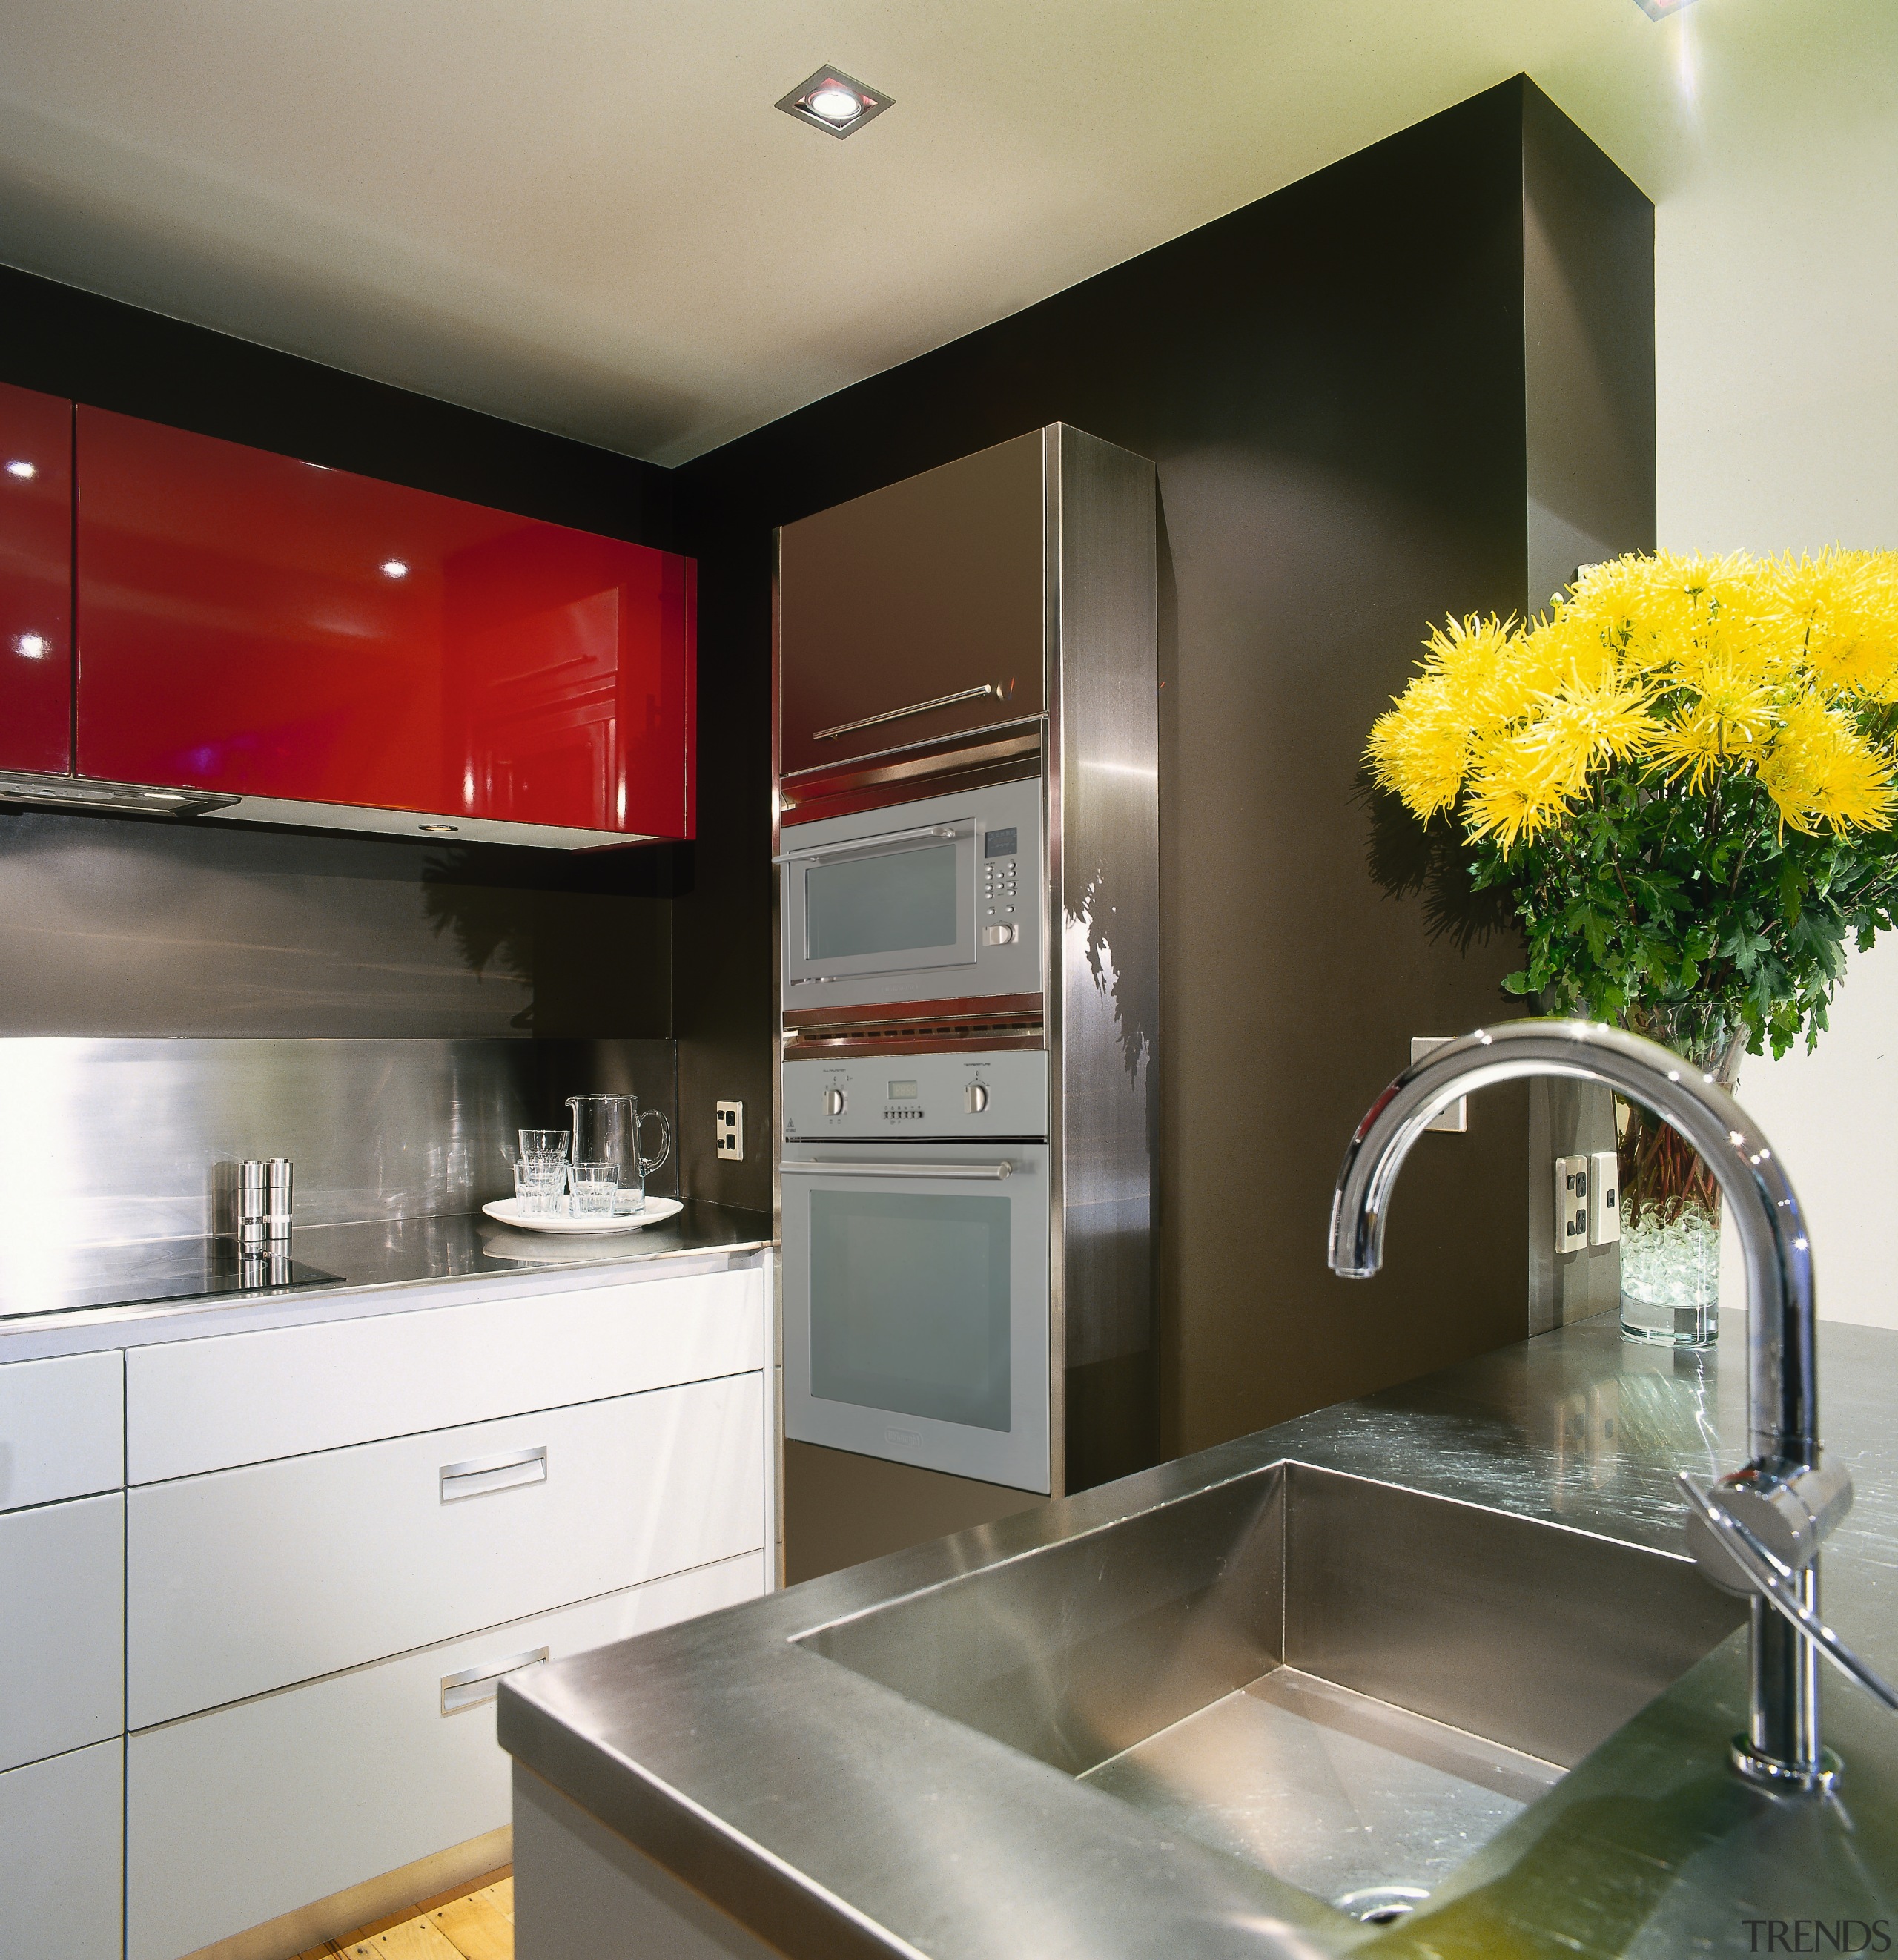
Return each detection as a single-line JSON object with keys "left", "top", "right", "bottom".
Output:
{"left": 783, "top": 1049, "right": 1048, "bottom": 1142}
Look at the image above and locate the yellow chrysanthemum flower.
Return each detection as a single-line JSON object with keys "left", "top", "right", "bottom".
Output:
{"left": 1769, "top": 548, "right": 1898, "bottom": 702}
{"left": 1366, "top": 549, "right": 1898, "bottom": 851}
{"left": 1647, "top": 656, "right": 1777, "bottom": 791}
{"left": 1366, "top": 682, "right": 1467, "bottom": 820}
{"left": 1759, "top": 698, "right": 1898, "bottom": 836}
{"left": 1463, "top": 723, "right": 1586, "bottom": 850}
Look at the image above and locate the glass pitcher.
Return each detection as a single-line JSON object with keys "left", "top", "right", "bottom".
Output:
{"left": 564, "top": 1094, "right": 671, "bottom": 1215}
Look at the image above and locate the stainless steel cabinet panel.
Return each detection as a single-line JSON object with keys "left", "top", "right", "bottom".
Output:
{"left": 0, "top": 1738, "right": 123, "bottom": 1960}
{"left": 127, "top": 1555, "right": 764, "bottom": 1960}
{"left": 776, "top": 431, "right": 1047, "bottom": 777}
{"left": 0, "top": 1350, "right": 124, "bottom": 1510}
{"left": 0, "top": 1492, "right": 124, "bottom": 1771}
{"left": 127, "top": 1267, "right": 765, "bottom": 1482}
{"left": 129, "top": 1372, "right": 766, "bottom": 1726}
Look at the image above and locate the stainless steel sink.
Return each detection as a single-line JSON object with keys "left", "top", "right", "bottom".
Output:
{"left": 798, "top": 1460, "right": 1746, "bottom": 1925}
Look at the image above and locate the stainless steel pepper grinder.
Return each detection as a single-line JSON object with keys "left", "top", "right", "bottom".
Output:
{"left": 267, "top": 1158, "right": 293, "bottom": 1245}
{"left": 238, "top": 1160, "right": 268, "bottom": 1250}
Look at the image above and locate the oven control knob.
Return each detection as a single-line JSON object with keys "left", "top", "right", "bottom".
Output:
{"left": 965, "top": 1083, "right": 989, "bottom": 1115}
{"left": 823, "top": 1087, "right": 847, "bottom": 1118}
{"left": 983, "top": 923, "right": 1019, "bottom": 946}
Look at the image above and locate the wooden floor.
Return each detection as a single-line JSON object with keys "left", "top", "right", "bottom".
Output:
{"left": 293, "top": 1868, "right": 513, "bottom": 1960}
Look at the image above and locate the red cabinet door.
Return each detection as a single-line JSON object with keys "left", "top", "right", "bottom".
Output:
{"left": 75, "top": 408, "right": 695, "bottom": 839}
{"left": 0, "top": 383, "right": 74, "bottom": 774}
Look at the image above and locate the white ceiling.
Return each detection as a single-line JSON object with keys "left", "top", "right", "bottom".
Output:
{"left": 0, "top": 0, "right": 1879, "bottom": 464}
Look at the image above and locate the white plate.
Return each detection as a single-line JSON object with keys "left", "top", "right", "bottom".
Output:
{"left": 480, "top": 1195, "right": 684, "bottom": 1235}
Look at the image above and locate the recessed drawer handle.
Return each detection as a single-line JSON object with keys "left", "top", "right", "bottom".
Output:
{"left": 440, "top": 1445, "right": 547, "bottom": 1502}
{"left": 440, "top": 1646, "right": 549, "bottom": 1716}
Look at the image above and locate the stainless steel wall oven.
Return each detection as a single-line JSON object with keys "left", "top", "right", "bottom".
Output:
{"left": 775, "top": 423, "right": 1159, "bottom": 1510}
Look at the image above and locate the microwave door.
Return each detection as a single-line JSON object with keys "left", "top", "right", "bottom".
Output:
{"left": 781, "top": 1150, "right": 1051, "bottom": 1494}
{"left": 783, "top": 822, "right": 977, "bottom": 987}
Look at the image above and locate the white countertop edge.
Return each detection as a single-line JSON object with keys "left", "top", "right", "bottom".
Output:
{"left": 0, "top": 1240, "right": 774, "bottom": 1362}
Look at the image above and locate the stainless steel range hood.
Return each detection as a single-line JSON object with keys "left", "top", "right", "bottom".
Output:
{"left": 0, "top": 771, "right": 661, "bottom": 848}
{"left": 0, "top": 772, "right": 240, "bottom": 817}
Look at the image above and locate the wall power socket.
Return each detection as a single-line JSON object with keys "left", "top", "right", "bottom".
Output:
{"left": 1554, "top": 1150, "right": 1622, "bottom": 1254}
{"left": 714, "top": 1101, "right": 744, "bottom": 1161}
{"left": 1554, "top": 1155, "right": 1590, "bottom": 1256}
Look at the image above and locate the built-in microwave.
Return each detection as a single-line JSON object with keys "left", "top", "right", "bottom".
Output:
{"left": 778, "top": 775, "right": 1042, "bottom": 1011}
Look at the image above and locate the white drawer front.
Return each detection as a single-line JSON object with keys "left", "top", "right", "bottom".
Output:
{"left": 0, "top": 1493, "right": 125, "bottom": 1772}
{"left": 127, "top": 1554, "right": 763, "bottom": 1960}
{"left": 0, "top": 1351, "right": 124, "bottom": 1510}
{"left": 127, "top": 1265, "right": 765, "bottom": 1482}
{"left": 129, "top": 1371, "right": 764, "bottom": 1727}
{"left": 0, "top": 1739, "right": 123, "bottom": 1960}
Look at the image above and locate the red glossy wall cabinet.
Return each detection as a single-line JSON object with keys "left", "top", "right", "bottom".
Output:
{"left": 76, "top": 408, "right": 695, "bottom": 844}
{"left": 0, "top": 382, "right": 74, "bottom": 774}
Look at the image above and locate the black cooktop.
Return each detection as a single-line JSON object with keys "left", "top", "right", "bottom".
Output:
{"left": 8, "top": 1239, "right": 345, "bottom": 1317}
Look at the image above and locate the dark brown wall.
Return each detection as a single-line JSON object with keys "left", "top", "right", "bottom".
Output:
{"left": 678, "top": 79, "right": 1653, "bottom": 1456}
{"left": 1521, "top": 82, "right": 1659, "bottom": 613}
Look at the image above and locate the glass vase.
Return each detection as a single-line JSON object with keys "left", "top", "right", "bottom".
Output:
{"left": 1616, "top": 1005, "right": 1746, "bottom": 1349}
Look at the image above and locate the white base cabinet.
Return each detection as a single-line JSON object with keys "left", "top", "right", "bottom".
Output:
{"left": 1, "top": 1251, "right": 776, "bottom": 1960}
{"left": 0, "top": 1351, "right": 123, "bottom": 1509}
{"left": 0, "top": 1738, "right": 123, "bottom": 1960}
{"left": 127, "top": 1554, "right": 764, "bottom": 1960}
{"left": 0, "top": 1491, "right": 124, "bottom": 1770}
{"left": 130, "top": 1371, "right": 765, "bottom": 1727}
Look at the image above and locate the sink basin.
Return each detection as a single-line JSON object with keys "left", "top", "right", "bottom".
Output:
{"left": 798, "top": 1460, "right": 1746, "bottom": 1925}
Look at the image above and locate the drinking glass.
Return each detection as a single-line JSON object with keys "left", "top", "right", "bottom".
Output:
{"left": 518, "top": 1129, "right": 570, "bottom": 1163}
{"left": 571, "top": 1161, "right": 621, "bottom": 1218}
{"left": 512, "top": 1157, "right": 568, "bottom": 1217}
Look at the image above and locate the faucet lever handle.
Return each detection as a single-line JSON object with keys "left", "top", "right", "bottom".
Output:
{"left": 1677, "top": 1472, "right": 1898, "bottom": 1712}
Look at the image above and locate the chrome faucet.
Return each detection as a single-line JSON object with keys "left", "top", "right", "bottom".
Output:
{"left": 1329, "top": 1019, "right": 1896, "bottom": 1793}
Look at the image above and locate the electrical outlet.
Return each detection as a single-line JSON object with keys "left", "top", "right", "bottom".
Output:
{"left": 714, "top": 1101, "right": 744, "bottom": 1161}
{"left": 1590, "top": 1149, "right": 1621, "bottom": 1245}
{"left": 1409, "top": 1037, "right": 1467, "bottom": 1132}
{"left": 1554, "top": 1155, "right": 1590, "bottom": 1256}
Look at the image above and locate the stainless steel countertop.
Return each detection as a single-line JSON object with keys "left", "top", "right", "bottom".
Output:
{"left": 0, "top": 1200, "right": 775, "bottom": 1357}
{"left": 500, "top": 1312, "right": 1898, "bottom": 1957}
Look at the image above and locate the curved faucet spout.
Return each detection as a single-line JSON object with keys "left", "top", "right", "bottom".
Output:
{"left": 1327, "top": 1017, "right": 1869, "bottom": 1792}
{"left": 1329, "top": 1018, "right": 1814, "bottom": 1462}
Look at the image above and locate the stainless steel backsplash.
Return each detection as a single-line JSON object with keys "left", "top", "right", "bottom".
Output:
{"left": 0, "top": 1037, "right": 678, "bottom": 1247}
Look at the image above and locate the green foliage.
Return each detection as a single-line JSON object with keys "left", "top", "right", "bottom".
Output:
{"left": 1483, "top": 758, "right": 1898, "bottom": 1059}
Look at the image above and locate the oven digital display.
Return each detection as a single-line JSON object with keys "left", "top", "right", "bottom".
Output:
{"left": 983, "top": 828, "right": 1018, "bottom": 858}
{"left": 888, "top": 1081, "right": 919, "bottom": 1101}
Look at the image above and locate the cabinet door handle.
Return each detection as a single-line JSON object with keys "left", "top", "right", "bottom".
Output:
{"left": 813, "top": 684, "right": 1003, "bottom": 743}
{"left": 440, "top": 1445, "right": 547, "bottom": 1502}
{"left": 440, "top": 1646, "right": 549, "bottom": 1716}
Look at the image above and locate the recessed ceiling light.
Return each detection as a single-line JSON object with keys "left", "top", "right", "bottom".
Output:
{"left": 5, "top": 460, "right": 36, "bottom": 480}
{"left": 775, "top": 67, "right": 893, "bottom": 139}
{"left": 381, "top": 558, "right": 410, "bottom": 578}
{"left": 16, "top": 633, "right": 49, "bottom": 660}
{"left": 419, "top": 822, "right": 458, "bottom": 833}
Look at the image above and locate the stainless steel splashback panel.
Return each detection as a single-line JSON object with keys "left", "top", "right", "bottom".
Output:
{"left": 0, "top": 1037, "right": 677, "bottom": 1251}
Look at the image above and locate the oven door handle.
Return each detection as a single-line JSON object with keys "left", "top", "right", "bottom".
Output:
{"left": 773, "top": 821, "right": 971, "bottom": 868}
{"left": 781, "top": 1160, "right": 1016, "bottom": 1180}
